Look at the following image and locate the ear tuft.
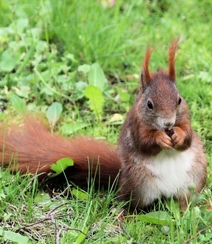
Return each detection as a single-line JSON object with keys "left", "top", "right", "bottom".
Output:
{"left": 141, "top": 46, "right": 152, "bottom": 88}
{"left": 168, "top": 37, "right": 180, "bottom": 81}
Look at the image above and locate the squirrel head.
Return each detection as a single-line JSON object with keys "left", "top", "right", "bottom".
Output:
{"left": 139, "top": 38, "right": 183, "bottom": 130}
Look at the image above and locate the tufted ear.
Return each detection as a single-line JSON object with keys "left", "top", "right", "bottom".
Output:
{"left": 168, "top": 37, "right": 180, "bottom": 81}
{"left": 141, "top": 46, "right": 152, "bottom": 90}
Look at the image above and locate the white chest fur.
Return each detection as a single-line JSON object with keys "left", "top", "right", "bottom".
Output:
{"left": 145, "top": 149, "right": 195, "bottom": 198}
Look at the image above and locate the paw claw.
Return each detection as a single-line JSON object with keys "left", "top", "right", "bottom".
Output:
{"left": 155, "top": 131, "right": 173, "bottom": 149}
{"left": 172, "top": 126, "right": 186, "bottom": 148}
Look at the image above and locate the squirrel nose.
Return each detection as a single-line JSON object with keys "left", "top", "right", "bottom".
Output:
{"left": 164, "top": 122, "right": 174, "bottom": 128}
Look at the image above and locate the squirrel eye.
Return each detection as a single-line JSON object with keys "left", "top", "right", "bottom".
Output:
{"left": 178, "top": 97, "right": 182, "bottom": 105}
{"left": 147, "top": 100, "right": 153, "bottom": 109}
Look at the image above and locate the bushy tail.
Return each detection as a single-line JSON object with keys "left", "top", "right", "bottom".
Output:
{"left": 0, "top": 117, "right": 121, "bottom": 187}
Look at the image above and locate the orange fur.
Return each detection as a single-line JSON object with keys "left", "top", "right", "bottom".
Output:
{"left": 0, "top": 117, "right": 121, "bottom": 187}
{"left": 142, "top": 46, "right": 153, "bottom": 82}
{"left": 168, "top": 37, "right": 180, "bottom": 80}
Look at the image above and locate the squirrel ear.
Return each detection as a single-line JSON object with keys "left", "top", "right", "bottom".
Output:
{"left": 168, "top": 37, "right": 180, "bottom": 81}
{"left": 141, "top": 46, "right": 152, "bottom": 90}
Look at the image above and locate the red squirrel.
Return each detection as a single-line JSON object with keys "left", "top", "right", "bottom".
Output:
{"left": 0, "top": 39, "right": 207, "bottom": 210}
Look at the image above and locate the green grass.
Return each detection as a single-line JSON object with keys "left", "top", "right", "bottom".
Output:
{"left": 0, "top": 0, "right": 212, "bottom": 243}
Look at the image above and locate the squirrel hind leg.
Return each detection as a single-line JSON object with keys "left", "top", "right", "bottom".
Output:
{"left": 176, "top": 193, "right": 191, "bottom": 211}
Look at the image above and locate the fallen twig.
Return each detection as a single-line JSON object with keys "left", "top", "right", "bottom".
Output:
{"left": 182, "top": 225, "right": 212, "bottom": 244}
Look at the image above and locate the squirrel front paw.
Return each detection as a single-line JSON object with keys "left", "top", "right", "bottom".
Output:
{"left": 172, "top": 126, "right": 186, "bottom": 149}
{"left": 155, "top": 131, "right": 173, "bottom": 149}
